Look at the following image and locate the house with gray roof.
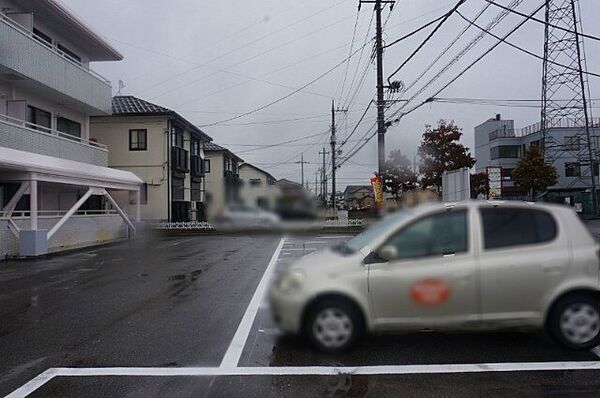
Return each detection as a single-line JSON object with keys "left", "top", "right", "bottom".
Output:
{"left": 91, "top": 96, "right": 212, "bottom": 222}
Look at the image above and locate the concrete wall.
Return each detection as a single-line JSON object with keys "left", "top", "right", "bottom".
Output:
{"left": 90, "top": 116, "right": 170, "bottom": 221}
{"left": 0, "top": 214, "right": 127, "bottom": 259}
{"left": 239, "top": 165, "right": 279, "bottom": 210}
{"left": 204, "top": 152, "right": 224, "bottom": 221}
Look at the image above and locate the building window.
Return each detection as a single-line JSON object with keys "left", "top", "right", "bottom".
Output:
{"left": 565, "top": 162, "right": 581, "bottom": 177}
{"left": 26, "top": 105, "right": 51, "bottom": 131}
{"left": 490, "top": 145, "right": 520, "bottom": 159}
{"left": 57, "top": 43, "right": 81, "bottom": 63}
{"left": 129, "top": 129, "right": 147, "bottom": 151}
{"left": 130, "top": 184, "right": 148, "bottom": 205}
{"left": 250, "top": 179, "right": 261, "bottom": 187}
{"left": 191, "top": 139, "right": 200, "bottom": 156}
{"left": 591, "top": 136, "right": 600, "bottom": 149}
{"left": 191, "top": 181, "right": 202, "bottom": 202}
{"left": 171, "top": 177, "right": 185, "bottom": 201}
{"left": 57, "top": 117, "right": 81, "bottom": 138}
{"left": 33, "top": 27, "right": 52, "bottom": 48}
{"left": 564, "top": 136, "right": 580, "bottom": 151}
{"left": 502, "top": 168, "right": 514, "bottom": 181}
{"left": 204, "top": 159, "right": 211, "bottom": 173}
{"left": 171, "top": 126, "right": 184, "bottom": 147}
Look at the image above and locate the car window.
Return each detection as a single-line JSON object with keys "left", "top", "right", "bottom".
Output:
{"left": 385, "top": 210, "right": 468, "bottom": 260}
{"left": 480, "top": 207, "right": 557, "bottom": 250}
{"left": 344, "top": 210, "right": 411, "bottom": 252}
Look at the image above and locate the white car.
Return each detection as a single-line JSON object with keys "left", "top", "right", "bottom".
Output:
{"left": 216, "top": 204, "right": 280, "bottom": 226}
{"left": 270, "top": 200, "right": 600, "bottom": 352}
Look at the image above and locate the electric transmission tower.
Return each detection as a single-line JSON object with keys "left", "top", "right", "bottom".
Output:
{"left": 540, "top": 0, "right": 596, "bottom": 213}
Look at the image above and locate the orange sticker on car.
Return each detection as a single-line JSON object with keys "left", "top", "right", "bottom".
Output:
{"left": 410, "top": 278, "right": 451, "bottom": 306}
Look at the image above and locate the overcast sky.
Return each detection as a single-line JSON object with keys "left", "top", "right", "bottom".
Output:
{"left": 61, "top": 0, "right": 600, "bottom": 191}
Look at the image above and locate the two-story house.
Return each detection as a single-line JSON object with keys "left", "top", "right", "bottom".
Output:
{"left": 90, "top": 96, "right": 212, "bottom": 222}
{"left": 239, "top": 163, "right": 279, "bottom": 210}
{"left": 0, "top": 0, "right": 142, "bottom": 258}
{"left": 203, "top": 143, "right": 242, "bottom": 221}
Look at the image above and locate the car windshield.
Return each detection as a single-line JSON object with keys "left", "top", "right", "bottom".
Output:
{"left": 344, "top": 210, "right": 411, "bottom": 253}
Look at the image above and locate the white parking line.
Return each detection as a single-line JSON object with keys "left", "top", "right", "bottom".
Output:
{"left": 5, "top": 368, "right": 59, "bottom": 398}
{"left": 219, "top": 237, "right": 285, "bottom": 369}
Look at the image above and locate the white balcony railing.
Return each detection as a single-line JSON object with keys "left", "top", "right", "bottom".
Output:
{"left": 0, "top": 12, "right": 112, "bottom": 113}
{"left": 0, "top": 114, "right": 108, "bottom": 166}
{"left": 0, "top": 11, "right": 110, "bottom": 84}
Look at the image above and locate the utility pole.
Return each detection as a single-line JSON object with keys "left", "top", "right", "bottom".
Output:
{"left": 315, "top": 169, "right": 320, "bottom": 196}
{"left": 330, "top": 99, "right": 347, "bottom": 211}
{"left": 319, "top": 148, "right": 329, "bottom": 206}
{"left": 359, "top": 0, "right": 395, "bottom": 174}
{"left": 295, "top": 153, "right": 309, "bottom": 187}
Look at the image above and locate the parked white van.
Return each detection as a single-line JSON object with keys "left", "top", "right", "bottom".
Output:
{"left": 270, "top": 201, "right": 600, "bottom": 352}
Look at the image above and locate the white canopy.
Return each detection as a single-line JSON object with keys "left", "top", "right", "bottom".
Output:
{"left": 0, "top": 146, "right": 142, "bottom": 190}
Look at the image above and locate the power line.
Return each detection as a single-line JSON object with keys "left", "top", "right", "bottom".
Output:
{"left": 338, "top": 12, "right": 362, "bottom": 104}
{"left": 139, "top": 0, "right": 348, "bottom": 96}
{"left": 197, "top": 40, "right": 373, "bottom": 128}
{"left": 484, "top": 0, "right": 600, "bottom": 43}
{"left": 401, "top": 1, "right": 494, "bottom": 94}
{"left": 455, "top": 10, "right": 600, "bottom": 78}
{"left": 232, "top": 132, "right": 327, "bottom": 154}
{"left": 386, "top": 0, "right": 539, "bottom": 124}
{"left": 387, "top": 0, "right": 467, "bottom": 84}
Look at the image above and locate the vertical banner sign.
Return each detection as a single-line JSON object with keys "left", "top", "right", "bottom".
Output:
{"left": 370, "top": 176, "right": 384, "bottom": 208}
{"left": 487, "top": 167, "right": 502, "bottom": 199}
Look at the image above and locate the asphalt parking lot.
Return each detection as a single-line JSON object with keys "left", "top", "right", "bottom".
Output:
{"left": 1, "top": 232, "right": 600, "bottom": 397}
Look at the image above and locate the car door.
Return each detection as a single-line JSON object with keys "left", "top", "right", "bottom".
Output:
{"left": 477, "top": 206, "right": 569, "bottom": 324}
{"left": 368, "top": 208, "right": 478, "bottom": 329}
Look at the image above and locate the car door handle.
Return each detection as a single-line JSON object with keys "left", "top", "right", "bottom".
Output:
{"left": 542, "top": 263, "right": 562, "bottom": 273}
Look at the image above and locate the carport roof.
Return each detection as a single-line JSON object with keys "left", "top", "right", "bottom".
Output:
{"left": 0, "top": 147, "right": 143, "bottom": 191}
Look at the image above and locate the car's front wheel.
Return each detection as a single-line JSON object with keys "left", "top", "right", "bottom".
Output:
{"left": 305, "top": 298, "right": 363, "bottom": 353}
{"left": 548, "top": 293, "right": 600, "bottom": 350}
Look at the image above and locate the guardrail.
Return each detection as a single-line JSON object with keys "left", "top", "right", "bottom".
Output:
{"left": 1, "top": 209, "right": 118, "bottom": 218}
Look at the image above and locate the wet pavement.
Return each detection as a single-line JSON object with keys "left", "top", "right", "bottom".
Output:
{"left": 1, "top": 232, "right": 600, "bottom": 397}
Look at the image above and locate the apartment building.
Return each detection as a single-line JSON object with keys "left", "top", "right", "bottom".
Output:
{"left": 475, "top": 114, "right": 600, "bottom": 211}
{"left": 203, "top": 143, "right": 242, "bottom": 221}
{"left": 0, "top": 0, "right": 142, "bottom": 257}
{"left": 239, "top": 163, "right": 279, "bottom": 211}
{"left": 91, "top": 96, "right": 212, "bottom": 222}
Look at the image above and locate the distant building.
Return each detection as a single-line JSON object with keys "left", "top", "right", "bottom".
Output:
{"left": 343, "top": 185, "right": 375, "bottom": 210}
{"left": 0, "top": 1, "right": 142, "bottom": 257}
{"left": 203, "top": 143, "right": 243, "bottom": 221}
{"left": 239, "top": 163, "right": 279, "bottom": 211}
{"left": 91, "top": 96, "right": 212, "bottom": 222}
{"left": 474, "top": 114, "right": 600, "bottom": 209}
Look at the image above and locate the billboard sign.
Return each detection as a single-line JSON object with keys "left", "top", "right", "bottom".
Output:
{"left": 487, "top": 167, "right": 502, "bottom": 199}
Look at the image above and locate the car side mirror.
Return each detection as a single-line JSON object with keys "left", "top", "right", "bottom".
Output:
{"left": 378, "top": 245, "right": 398, "bottom": 261}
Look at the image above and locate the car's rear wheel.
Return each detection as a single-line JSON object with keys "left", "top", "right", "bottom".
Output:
{"left": 548, "top": 293, "right": 600, "bottom": 350}
{"left": 305, "top": 298, "right": 363, "bottom": 353}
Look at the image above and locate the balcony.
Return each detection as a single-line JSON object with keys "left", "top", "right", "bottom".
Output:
{"left": 172, "top": 146, "right": 189, "bottom": 173}
{"left": 190, "top": 154, "right": 204, "bottom": 177}
{"left": 0, "top": 13, "right": 112, "bottom": 114}
{"left": 0, "top": 114, "right": 108, "bottom": 166}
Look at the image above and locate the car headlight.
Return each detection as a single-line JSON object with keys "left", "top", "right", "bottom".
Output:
{"left": 277, "top": 270, "right": 305, "bottom": 294}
